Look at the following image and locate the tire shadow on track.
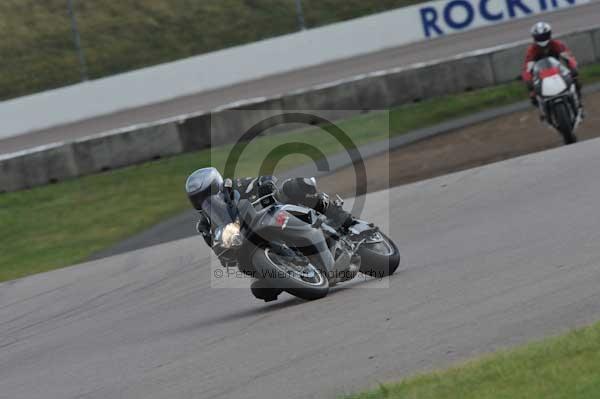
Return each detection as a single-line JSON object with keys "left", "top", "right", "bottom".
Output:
{"left": 153, "top": 297, "right": 305, "bottom": 338}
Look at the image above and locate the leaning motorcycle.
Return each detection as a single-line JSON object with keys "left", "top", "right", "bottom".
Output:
{"left": 532, "top": 56, "right": 583, "bottom": 145}
{"left": 186, "top": 171, "right": 400, "bottom": 302}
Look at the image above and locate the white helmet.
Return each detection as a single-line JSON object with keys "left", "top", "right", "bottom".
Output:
{"left": 531, "top": 22, "right": 552, "bottom": 47}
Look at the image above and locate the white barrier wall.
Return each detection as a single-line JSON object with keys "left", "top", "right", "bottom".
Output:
{"left": 419, "top": 0, "right": 588, "bottom": 38}
{"left": 0, "top": 0, "right": 589, "bottom": 141}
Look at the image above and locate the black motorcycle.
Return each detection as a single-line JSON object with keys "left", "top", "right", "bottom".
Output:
{"left": 188, "top": 174, "right": 400, "bottom": 302}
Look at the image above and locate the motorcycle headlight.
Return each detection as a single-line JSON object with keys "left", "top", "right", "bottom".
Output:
{"left": 219, "top": 222, "right": 242, "bottom": 249}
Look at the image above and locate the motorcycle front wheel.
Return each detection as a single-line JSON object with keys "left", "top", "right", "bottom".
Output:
{"left": 251, "top": 247, "right": 329, "bottom": 301}
{"left": 554, "top": 102, "right": 577, "bottom": 145}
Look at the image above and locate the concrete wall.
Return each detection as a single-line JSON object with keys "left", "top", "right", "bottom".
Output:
{"left": 0, "top": 144, "right": 79, "bottom": 192}
{"left": 2, "top": 26, "right": 600, "bottom": 193}
{"left": 72, "top": 123, "right": 183, "bottom": 175}
{"left": 490, "top": 43, "right": 531, "bottom": 82}
{"left": 594, "top": 29, "right": 600, "bottom": 61}
{"left": 0, "top": 124, "right": 183, "bottom": 192}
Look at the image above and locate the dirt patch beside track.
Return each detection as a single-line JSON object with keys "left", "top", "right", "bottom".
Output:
{"left": 320, "top": 92, "right": 600, "bottom": 197}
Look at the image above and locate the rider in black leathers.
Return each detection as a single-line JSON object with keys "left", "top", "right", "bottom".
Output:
{"left": 195, "top": 174, "right": 354, "bottom": 249}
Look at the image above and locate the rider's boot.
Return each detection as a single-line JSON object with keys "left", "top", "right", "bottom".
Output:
{"left": 250, "top": 279, "right": 282, "bottom": 302}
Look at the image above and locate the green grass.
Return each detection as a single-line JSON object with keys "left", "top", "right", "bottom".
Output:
{"left": 0, "top": 0, "right": 426, "bottom": 101}
{"left": 344, "top": 321, "right": 600, "bottom": 399}
{"left": 1, "top": 64, "right": 600, "bottom": 282}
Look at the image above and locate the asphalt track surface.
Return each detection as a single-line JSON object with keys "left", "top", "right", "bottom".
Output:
{"left": 3, "top": 139, "right": 600, "bottom": 399}
{"left": 1, "top": 2, "right": 600, "bottom": 155}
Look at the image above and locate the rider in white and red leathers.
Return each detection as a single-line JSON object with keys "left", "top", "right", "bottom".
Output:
{"left": 522, "top": 22, "right": 581, "bottom": 107}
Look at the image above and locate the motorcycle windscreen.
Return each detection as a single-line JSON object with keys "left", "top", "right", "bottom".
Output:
{"left": 201, "top": 192, "right": 237, "bottom": 228}
{"left": 533, "top": 57, "right": 562, "bottom": 77}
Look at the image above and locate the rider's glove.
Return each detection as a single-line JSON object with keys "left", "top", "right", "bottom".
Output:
{"left": 571, "top": 68, "right": 579, "bottom": 78}
{"left": 315, "top": 193, "right": 330, "bottom": 214}
{"left": 257, "top": 176, "right": 278, "bottom": 206}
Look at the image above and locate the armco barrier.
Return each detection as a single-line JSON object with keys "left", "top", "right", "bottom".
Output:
{"left": 2, "top": 26, "right": 600, "bottom": 193}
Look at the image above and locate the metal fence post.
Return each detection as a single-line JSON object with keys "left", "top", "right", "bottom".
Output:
{"left": 295, "top": 0, "right": 307, "bottom": 31}
{"left": 67, "top": 0, "right": 89, "bottom": 81}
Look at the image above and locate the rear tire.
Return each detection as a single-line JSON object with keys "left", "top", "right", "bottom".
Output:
{"left": 251, "top": 248, "right": 329, "bottom": 301}
{"left": 358, "top": 233, "right": 401, "bottom": 278}
{"left": 554, "top": 103, "right": 577, "bottom": 145}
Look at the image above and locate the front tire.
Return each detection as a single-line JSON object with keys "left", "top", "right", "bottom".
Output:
{"left": 554, "top": 103, "right": 577, "bottom": 145}
{"left": 251, "top": 247, "right": 329, "bottom": 301}
{"left": 358, "top": 232, "right": 401, "bottom": 278}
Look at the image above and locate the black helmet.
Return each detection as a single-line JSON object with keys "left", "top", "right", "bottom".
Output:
{"left": 185, "top": 167, "right": 223, "bottom": 210}
{"left": 281, "top": 177, "right": 318, "bottom": 203}
{"left": 531, "top": 22, "right": 552, "bottom": 47}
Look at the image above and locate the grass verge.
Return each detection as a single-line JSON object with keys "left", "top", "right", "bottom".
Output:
{"left": 344, "top": 321, "right": 600, "bottom": 399}
{"left": 1, "top": 64, "right": 600, "bottom": 282}
{"left": 1, "top": 0, "right": 425, "bottom": 100}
